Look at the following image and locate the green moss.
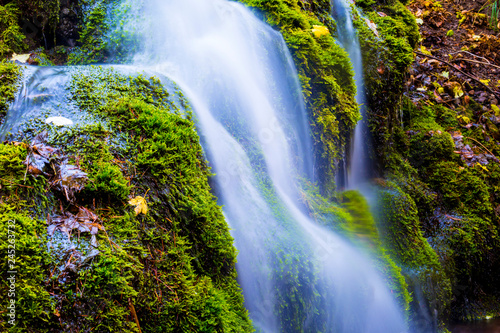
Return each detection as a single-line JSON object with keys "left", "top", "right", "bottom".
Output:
{"left": 428, "top": 161, "right": 493, "bottom": 218}
{"left": 376, "top": 180, "right": 452, "bottom": 330}
{"left": 0, "top": 3, "right": 26, "bottom": 58}
{"left": 0, "top": 204, "right": 56, "bottom": 332}
{"left": 0, "top": 61, "right": 21, "bottom": 120}
{"left": 340, "top": 190, "right": 381, "bottom": 248}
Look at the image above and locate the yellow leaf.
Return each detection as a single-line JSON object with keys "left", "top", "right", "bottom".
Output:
{"left": 453, "top": 86, "right": 464, "bottom": 98}
{"left": 311, "top": 25, "right": 329, "bottom": 38}
{"left": 458, "top": 115, "right": 470, "bottom": 123}
{"left": 420, "top": 45, "right": 432, "bottom": 55}
{"left": 492, "top": 104, "right": 500, "bottom": 116}
{"left": 476, "top": 163, "right": 488, "bottom": 172}
{"left": 480, "top": 79, "right": 490, "bottom": 86}
{"left": 129, "top": 196, "right": 148, "bottom": 215}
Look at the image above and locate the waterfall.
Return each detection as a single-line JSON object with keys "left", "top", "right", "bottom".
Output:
{"left": 331, "top": 0, "right": 372, "bottom": 189}
{"left": 1, "top": 0, "right": 407, "bottom": 331}
{"left": 130, "top": 0, "right": 405, "bottom": 331}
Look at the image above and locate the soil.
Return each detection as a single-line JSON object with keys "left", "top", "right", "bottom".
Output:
{"left": 406, "top": 0, "right": 500, "bottom": 109}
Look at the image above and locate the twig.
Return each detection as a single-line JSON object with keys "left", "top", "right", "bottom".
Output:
{"left": 452, "top": 58, "right": 500, "bottom": 70}
{"left": 128, "top": 298, "right": 142, "bottom": 333}
{"left": 414, "top": 51, "right": 500, "bottom": 100}
{"left": 448, "top": 51, "right": 491, "bottom": 63}
{"left": 465, "top": 136, "right": 499, "bottom": 162}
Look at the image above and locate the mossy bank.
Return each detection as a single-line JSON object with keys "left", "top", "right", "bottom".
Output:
{"left": 0, "top": 66, "right": 252, "bottom": 332}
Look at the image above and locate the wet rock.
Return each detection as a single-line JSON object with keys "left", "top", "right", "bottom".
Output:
{"left": 45, "top": 116, "right": 74, "bottom": 126}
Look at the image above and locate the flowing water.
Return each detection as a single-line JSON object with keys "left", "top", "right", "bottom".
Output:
{"left": 331, "top": 0, "right": 372, "bottom": 189}
{"left": 1, "top": 0, "right": 408, "bottom": 331}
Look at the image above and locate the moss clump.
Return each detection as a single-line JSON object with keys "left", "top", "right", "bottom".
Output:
{"left": 340, "top": 190, "right": 381, "bottom": 248}
{"left": 428, "top": 161, "right": 493, "bottom": 218}
{"left": 375, "top": 180, "right": 452, "bottom": 331}
{"left": 0, "top": 61, "right": 21, "bottom": 121}
{"left": 0, "top": 143, "right": 56, "bottom": 331}
{"left": 241, "top": 0, "right": 358, "bottom": 193}
{"left": 0, "top": 204, "right": 56, "bottom": 332}
{"left": 0, "top": 3, "right": 26, "bottom": 58}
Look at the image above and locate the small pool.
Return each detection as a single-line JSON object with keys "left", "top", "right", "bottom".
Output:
{"left": 450, "top": 318, "right": 500, "bottom": 332}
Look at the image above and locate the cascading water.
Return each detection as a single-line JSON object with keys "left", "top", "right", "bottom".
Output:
{"left": 1, "top": 0, "right": 408, "bottom": 331}
{"left": 130, "top": 0, "right": 406, "bottom": 331}
{"left": 331, "top": 0, "right": 372, "bottom": 189}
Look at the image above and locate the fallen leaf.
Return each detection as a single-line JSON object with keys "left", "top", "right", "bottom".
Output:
{"left": 492, "top": 104, "right": 500, "bottom": 116}
{"left": 129, "top": 196, "right": 148, "bottom": 215}
{"left": 416, "top": 18, "right": 424, "bottom": 25}
{"left": 420, "top": 45, "right": 432, "bottom": 55}
{"left": 476, "top": 163, "right": 488, "bottom": 172}
{"left": 311, "top": 25, "right": 329, "bottom": 38}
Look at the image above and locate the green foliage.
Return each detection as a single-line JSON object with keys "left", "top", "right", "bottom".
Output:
{"left": 241, "top": 0, "right": 359, "bottom": 193}
{"left": 0, "top": 3, "right": 26, "bottom": 58}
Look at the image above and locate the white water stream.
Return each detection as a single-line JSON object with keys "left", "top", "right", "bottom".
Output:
{"left": 1, "top": 0, "right": 407, "bottom": 331}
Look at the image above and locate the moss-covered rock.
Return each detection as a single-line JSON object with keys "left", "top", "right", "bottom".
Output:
{"left": 0, "top": 61, "right": 21, "bottom": 120}
{"left": 0, "top": 67, "right": 252, "bottom": 332}
{"left": 375, "top": 180, "right": 452, "bottom": 332}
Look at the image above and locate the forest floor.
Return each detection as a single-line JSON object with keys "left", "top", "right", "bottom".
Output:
{"left": 406, "top": 0, "right": 500, "bottom": 111}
